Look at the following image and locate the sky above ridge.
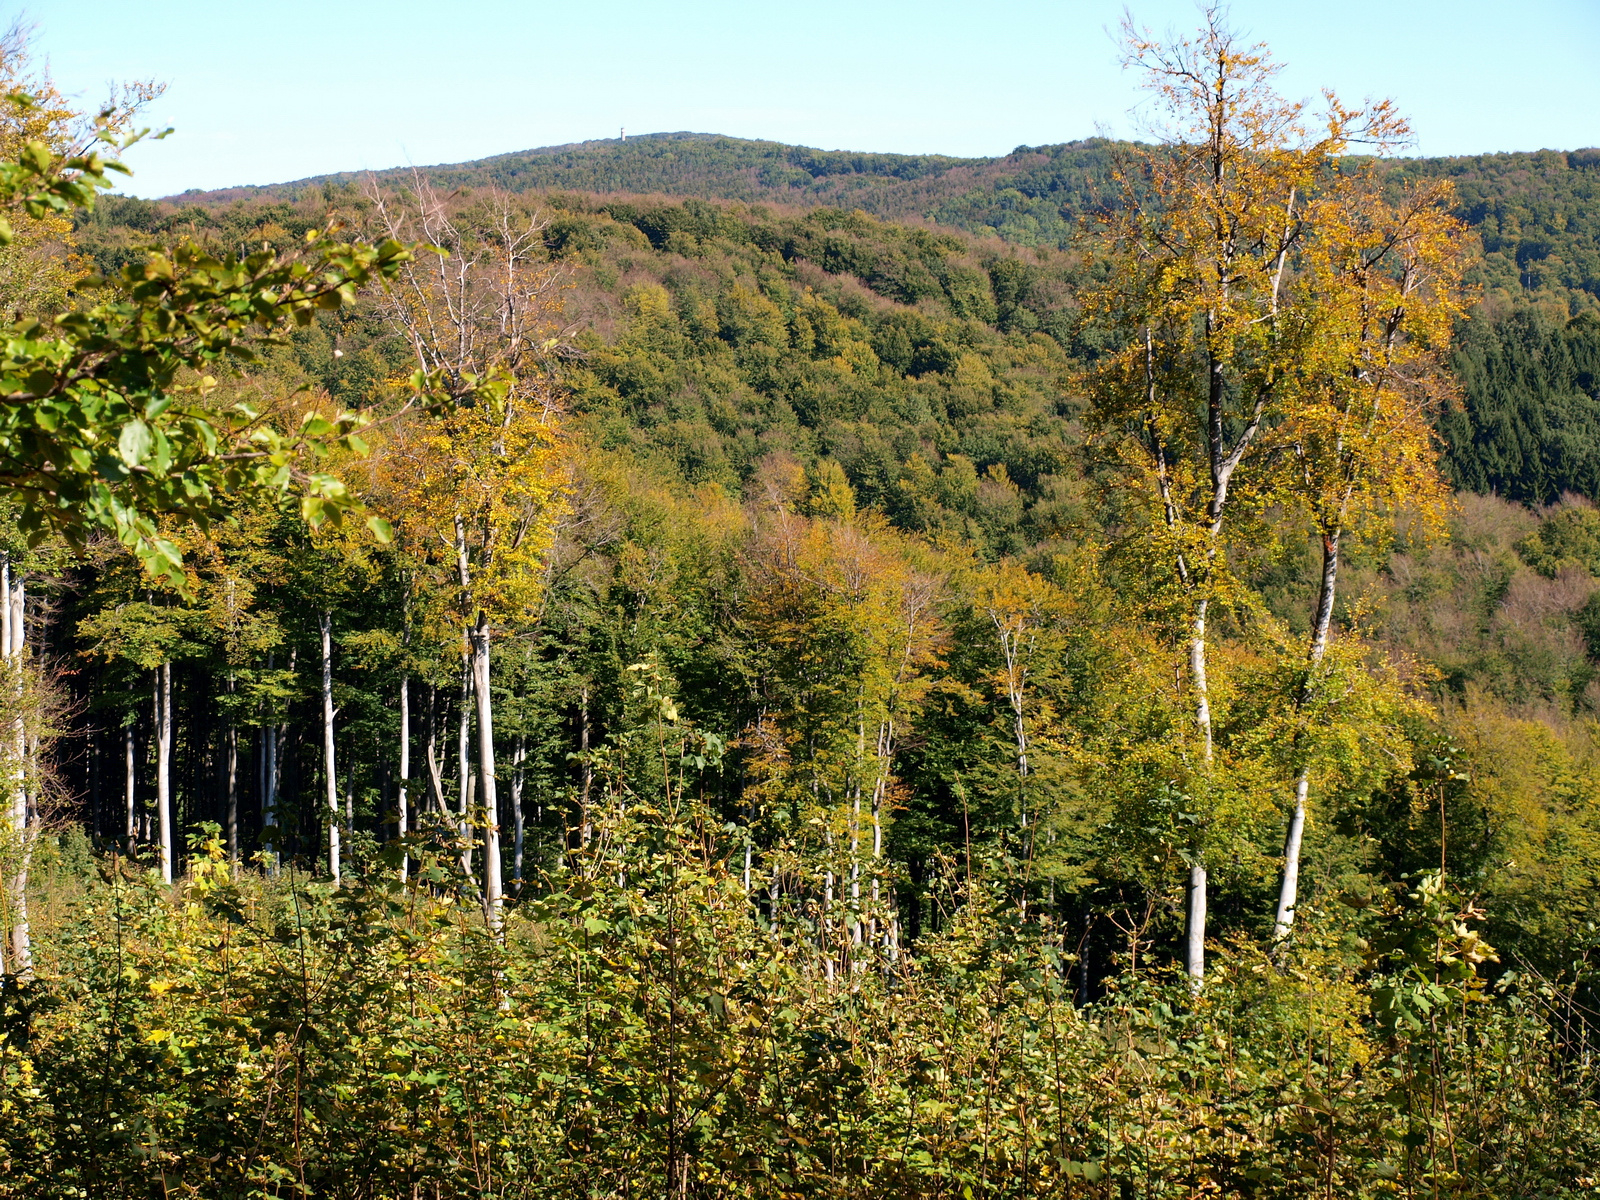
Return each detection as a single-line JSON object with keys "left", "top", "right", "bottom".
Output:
{"left": 33, "top": 0, "right": 1600, "bottom": 199}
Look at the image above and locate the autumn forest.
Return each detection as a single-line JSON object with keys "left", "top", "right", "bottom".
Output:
{"left": 1, "top": 11, "right": 1600, "bottom": 1198}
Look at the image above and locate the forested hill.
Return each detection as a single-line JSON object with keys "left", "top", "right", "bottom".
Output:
{"left": 171, "top": 133, "right": 1600, "bottom": 310}
{"left": 18, "top": 22, "right": 1600, "bottom": 1189}
{"left": 146, "top": 132, "right": 1600, "bottom": 507}
{"left": 165, "top": 132, "right": 1112, "bottom": 250}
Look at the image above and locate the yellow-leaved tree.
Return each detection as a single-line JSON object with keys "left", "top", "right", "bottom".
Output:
{"left": 1082, "top": 7, "right": 1451, "bottom": 986}
{"left": 740, "top": 498, "right": 944, "bottom": 973}
{"left": 367, "top": 180, "right": 568, "bottom": 928}
{"left": 1268, "top": 170, "right": 1467, "bottom": 938}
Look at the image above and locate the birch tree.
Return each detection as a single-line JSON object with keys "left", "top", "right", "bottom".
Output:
{"left": 1084, "top": 7, "right": 1410, "bottom": 986}
{"left": 319, "top": 611, "right": 340, "bottom": 884}
{"left": 1269, "top": 178, "right": 1466, "bottom": 937}
{"left": 975, "top": 559, "right": 1073, "bottom": 867}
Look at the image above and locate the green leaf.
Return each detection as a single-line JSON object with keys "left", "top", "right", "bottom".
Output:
{"left": 118, "top": 419, "right": 152, "bottom": 466}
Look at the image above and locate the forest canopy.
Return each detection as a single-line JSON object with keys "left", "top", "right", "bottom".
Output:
{"left": 3, "top": 12, "right": 1600, "bottom": 1200}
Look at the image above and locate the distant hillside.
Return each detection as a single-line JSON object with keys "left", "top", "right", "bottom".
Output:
{"left": 165, "top": 132, "right": 1118, "bottom": 251}
{"left": 105, "top": 132, "right": 1600, "bottom": 505}
{"left": 166, "top": 133, "right": 1600, "bottom": 313}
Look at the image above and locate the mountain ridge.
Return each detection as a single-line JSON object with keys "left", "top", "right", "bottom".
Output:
{"left": 161, "top": 131, "right": 1050, "bottom": 205}
{"left": 156, "top": 132, "right": 1600, "bottom": 313}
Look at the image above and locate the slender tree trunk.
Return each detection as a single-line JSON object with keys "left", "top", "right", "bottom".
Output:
{"left": 225, "top": 676, "right": 238, "bottom": 862}
{"left": 872, "top": 718, "right": 892, "bottom": 953}
{"left": 1182, "top": 595, "right": 1213, "bottom": 988}
{"left": 511, "top": 734, "right": 525, "bottom": 896}
{"left": 124, "top": 723, "right": 137, "bottom": 854}
{"left": 578, "top": 686, "right": 592, "bottom": 852}
{"left": 1185, "top": 862, "right": 1208, "bottom": 989}
{"left": 261, "top": 653, "right": 277, "bottom": 871}
{"left": 457, "top": 637, "right": 473, "bottom": 876}
{"left": 1274, "top": 528, "right": 1341, "bottom": 939}
{"left": 263, "top": 730, "right": 276, "bottom": 868}
{"left": 743, "top": 801, "right": 753, "bottom": 894}
{"left": 470, "top": 612, "right": 502, "bottom": 930}
{"left": 156, "top": 661, "right": 174, "bottom": 885}
{"left": 424, "top": 683, "right": 447, "bottom": 814}
{"left": 398, "top": 674, "right": 410, "bottom": 883}
{"left": 89, "top": 731, "right": 102, "bottom": 842}
{"left": 992, "top": 618, "right": 1031, "bottom": 849}
{"left": 850, "top": 702, "right": 864, "bottom": 949}
{"left": 320, "top": 612, "right": 340, "bottom": 885}
{"left": 1189, "top": 599, "right": 1213, "bottom": 763}
{"left": 4, "top": 560, "right": 32, "bottom": 974}
{"left": 582, "top": 691, "right": 595, "bottom": 851}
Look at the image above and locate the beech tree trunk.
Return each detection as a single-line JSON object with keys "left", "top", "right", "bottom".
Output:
{"left": 1274, "top": 528, "right": 1341, "bottom": 939}
{"left": 260, "top": 653, "right": 275, "bottom": 870}
{"left": 263, "top": 729, "right": 278, "bottom": 869}
{"left": 321, "top": 612, "right": 341, "bottom": 885}
{"left": 424, "top": 683, "right": 447, "bottom": 814}
{"left": 225, "top": 677, "right": 238, "bottom": 862}
{"left": 457, "top": 641, "right": 472, "bottom": 877}
{"left": 578, "top": 686, "right": 592, "bottom": 852}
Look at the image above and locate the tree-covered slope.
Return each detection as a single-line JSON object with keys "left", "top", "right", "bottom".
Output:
{"left": 165, "top": 132, "right": 1115, "bottom": 252}
{"left": 107, "top": 131, "right": 1600, "bottom": 510}
{"left": 78, "top": 189, "right": 1091, "bottom": 560}
{"left": 168, "top": 132, "right": 1600, "bottom": 308}
{"left": 162, "top": 133, "right": 1600, "bottom": 508}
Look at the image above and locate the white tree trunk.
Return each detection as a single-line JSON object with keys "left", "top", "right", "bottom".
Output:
{"left": 156, "top": 661, "right": 173, "bottom": 885}
{"left": 398, "top": 674, "right": 410, "bottom": 883}
{"left": 1185, "top": 862, "right": 1207, "bottom": 991}
{"left": 1185, "top": 598, "right": 1212, "bottom": 987}
{"left": 1189, "top": 600, "right": 1213, "bottom": 763}
{"left": 124, "top": 723, "right": 137, "bottom": 853}
{"left": 510, "top": 734, "right": 525, "bottom": 895}
{"left": 578, "top": 686, "right": 592, "bottom": 852}
{"left": 263, "top": 725, "right": 278, "bottom": 866}
{"left": 457, "top": 639, "right": 472, "bottom": 877}
{"left": 1274, "top": 529, "right": 1341, "bottom": 939}
{"left": 422, "top": 684, "right": 446, "bottom": 814}
{"left": 1275, "top": 774, "right": 1310, "bottom": 935}
{"left": 321, "top": 612, "right": 340, "bottom": 885}
{"left": 4, "top": 561, "right": 32, "bottom": 975}
{"left": 471, "top": 612, "right": 502, "bottom": 930}
{"left": 261, "top": 654, "right": 276, "bottom": 872}
{"left": 225, "top": 676, "right": 238, "bottom": 862}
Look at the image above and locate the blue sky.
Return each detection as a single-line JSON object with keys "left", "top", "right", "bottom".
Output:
{"left": 32, "top": 0, "right": 1600, "bottom": 198}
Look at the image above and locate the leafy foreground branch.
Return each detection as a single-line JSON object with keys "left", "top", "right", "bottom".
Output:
{"left": 1, "top": 821, "right": 1594, "bottom": 1200}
